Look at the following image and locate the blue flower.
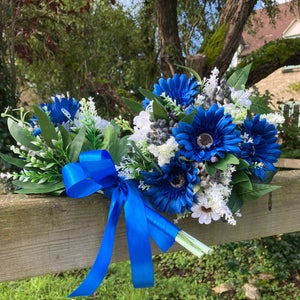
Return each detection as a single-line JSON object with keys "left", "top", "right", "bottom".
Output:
{"left": 172, "top": 104, "right": 242, "bottom": 162}
{"left": 142, "top": 155, "right": 199, "bottom": 215}
{"left": 239, "top": 115, "right": 281, "bottom": 181}
{"left": 142, "top": 74, "right": 199, "bottom": 108}
{"left": 31, "top": 96, "right": 80, "bottom": 135}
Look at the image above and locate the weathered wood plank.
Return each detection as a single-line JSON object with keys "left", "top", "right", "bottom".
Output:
{"left": 0, "top": 170, "right": 299, "bottom": 283}
{"left": 275, "top": 158, "right": 300, "bottom": 169}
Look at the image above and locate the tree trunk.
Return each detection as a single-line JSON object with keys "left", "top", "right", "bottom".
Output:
{"left": 156, "top": 0, "right": 184, "bottom": 78}
{"left": 211, "top": 0, "right": 257, "bottom": 78}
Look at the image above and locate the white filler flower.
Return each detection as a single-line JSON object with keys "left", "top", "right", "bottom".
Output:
{"left": 148, "top": 136, "right": 179, "bottom": 167}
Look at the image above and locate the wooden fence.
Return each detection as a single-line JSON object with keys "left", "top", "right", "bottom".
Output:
{"left": 0, "top": 168, "right": 300, "bottom": 283}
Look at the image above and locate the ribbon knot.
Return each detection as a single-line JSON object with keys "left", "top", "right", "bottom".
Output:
{"left": 62, "top": 150, "right": 179, "bottom": 297}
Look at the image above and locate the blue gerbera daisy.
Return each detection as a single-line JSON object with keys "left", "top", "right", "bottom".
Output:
{"left": 142, "top": 155, "right": 199, "bottom": 215}
{"left": 239, "top": 115, "right": 281, "bottom": 181}
{"left": 31, "top": 96, "right": 80, "bottom": 135}
{"left": 142, "top": 74, "right": 199, "bottom": 108}
{"left": 172, "top": 104, "right": 242, "bottom": 162}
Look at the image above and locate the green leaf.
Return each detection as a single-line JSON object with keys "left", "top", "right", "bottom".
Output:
{"left": 238, "top": 180, "right": 253, "bottom": 190}
{"left": 68, "top": 127, "right": 86, "bottom": 162}
{"left": 175, "top": 64, "right": 202, "bottom": 83}
{"left": 33, "top": 105, "right": 58, "bottom": 148}
{"left": 58, "top": 124, "right": 72, "bottom": 150}
{"left": 0, "top": 153, "right": 26, "bottom": 168}
{"left": 236, "top": 158, "right": 249, "bottom": 170}
{"left": 152, "top": 98, "right": 168, "bottom": 121}
{"left": 227, "top": 63, "right": 252, "bottom": 90}
{"left": 81, "top": 139, "right": 95, "bottom": 152}
{"left": 114, "top": 135, "right": 129, "bottom": 165}
{"left": 231, "top": 170, "right": 251, "bottom": 185}
{"left": 101, "top": 126, "right": 119, "bottom": 163}
{"left": 179, "top": 110, "right": 196, "bottom": 125}
{"left": 14, "top": 180, "right": 65, "bottom": 194}
{"left": 50, "top": 189, "right": 65, "bottom": 196}
{"left": 223, "top": 154, "right": 240, "bottom": 165}
{"left": 212, "top": 154, "right": 240, "bottom": 171}
{"left": 129, "top": 140, "right": 161, "bottom": 173}
{"left": 139, "top": 89, "right": 165, "bottom": 106}
{"left": 250, "top": 171, "right": 277, "bottom": 185}
{"left": 227, "top": 186, "right": 243, "bottom": 214}
{"left": 122, "top": 97, "right": 143, "bottom": 114}
{"left": 205, "top": 161, "right": 217, "bottom": 177}
{"left": 7, "top": 118, "right": 39, "bottom": 151}
{"left": 240, "top": 183, "right": 280, "bottom": 203}
{"left": 250, "top": 96, "right": 274, "bottom": 115}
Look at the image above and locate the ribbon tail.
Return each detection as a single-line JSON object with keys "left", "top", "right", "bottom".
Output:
{"left": 67, "top": 192, "right": 123, "bottom": 297}
{"left": 124, "top": 183, "right": 154, "bottom": 288}
{"left": 145, "top": 205, "right": 180, "bottom": 253}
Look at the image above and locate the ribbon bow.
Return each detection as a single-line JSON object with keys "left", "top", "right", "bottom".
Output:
{"left": 62, "top": 150, "right": 180, "bottom": 297}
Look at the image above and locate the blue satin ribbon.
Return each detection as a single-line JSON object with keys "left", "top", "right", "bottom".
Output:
{"left": 62, "top": 150, "right": 180, "bottom": 297}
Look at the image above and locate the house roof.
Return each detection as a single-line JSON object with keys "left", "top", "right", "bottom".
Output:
{"left": 241, "top": 2, "right": 300, "bottom": 56}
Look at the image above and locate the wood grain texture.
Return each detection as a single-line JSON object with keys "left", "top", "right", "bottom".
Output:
{"left": 275, "top": 158, "right": 300, "bottom": 169}
{"left": 0, "top": 170, "right": 299, "bottom": 283}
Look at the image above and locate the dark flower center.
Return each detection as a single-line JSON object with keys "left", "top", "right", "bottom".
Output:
{"left": 197, "top": 133, "right": 213, "bottom": 149}
{"left": 170, "top": 174, "right": 185, "bottom": 188}
{"left": 251, "top": 145, "right": 255, "bottom": 156}
{"left": 201, "top": 206, "right": 212, "bottom": 213}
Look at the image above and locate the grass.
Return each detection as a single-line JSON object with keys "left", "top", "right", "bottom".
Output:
{"left": 0, "top": 232, "right": 299, "bottom": 300}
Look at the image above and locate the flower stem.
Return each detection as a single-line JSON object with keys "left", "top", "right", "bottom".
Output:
{"left": 175, "top": 230, "right": 212, "bottom": 258}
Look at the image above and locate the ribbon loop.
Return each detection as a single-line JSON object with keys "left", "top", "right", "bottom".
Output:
{"left": 62, "top": 150, "right": 180, "bottom": 297}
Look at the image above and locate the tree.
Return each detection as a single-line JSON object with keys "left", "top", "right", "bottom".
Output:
{"left": 0, "top": 0, "right": 92, "bottom": 99}
{"left": 156, "top": 0, "right": 185, "bottom": 77}
{"left": 4, "top": 0, "right": 300, "bottom": 117}
{"left": 11, "top": 1, "right": 162, "bottom": 118}
{"left": 157, "top": 0, "right": 300, "bottom": 81}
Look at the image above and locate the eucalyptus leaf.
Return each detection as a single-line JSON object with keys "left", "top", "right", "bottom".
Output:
{"left": 68, "top": 127, "right": 86, "bottom": 162}
{"left": 227, "top": 63, "right": 252, "bottom": 90}
{"left": 122, "top": 97, "right": 143, "bottom": 114}
{"left": 33, "top": 105, "right": 58, "bottom": 148}
{"left": 7, "top": 118, "right": 40, "bottom": 151}
{"left": 0, "top": 153, "right": 27, "bottom": 168}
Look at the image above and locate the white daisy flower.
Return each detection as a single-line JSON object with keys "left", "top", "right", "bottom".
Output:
{"left": 191, "top": 201, "right": 221, "bottom": 225}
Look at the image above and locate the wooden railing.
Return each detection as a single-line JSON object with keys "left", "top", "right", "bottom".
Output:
{"left": 0, "top": 169, "right": 299, "bottom": 283}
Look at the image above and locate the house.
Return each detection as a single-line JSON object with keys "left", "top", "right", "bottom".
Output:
{"left": 233, "top": 1, "right": 300, "bottom": 123}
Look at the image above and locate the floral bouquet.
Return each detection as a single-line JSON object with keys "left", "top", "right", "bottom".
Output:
{"left": 1, "top": 65, "right": 283, "bottom": 297}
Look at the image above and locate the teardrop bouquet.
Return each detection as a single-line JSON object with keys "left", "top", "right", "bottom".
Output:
{"left": 1, "top": 65, "right": 283, "bottom": 297}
